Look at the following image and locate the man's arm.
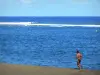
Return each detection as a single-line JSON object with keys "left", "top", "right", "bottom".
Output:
{"left": 76, "top": 54, "right": 78, "bottom": 59}
{"left": 80, "top": 54, "right": 82, "bottom": 58}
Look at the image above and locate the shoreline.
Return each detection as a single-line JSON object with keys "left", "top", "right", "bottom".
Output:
{"left": 0, "top": 63, "right": 100, "bottom": 75}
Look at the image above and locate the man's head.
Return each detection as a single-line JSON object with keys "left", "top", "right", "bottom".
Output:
{"left": 76, "top": 49, "right": 79, "bottom": 53}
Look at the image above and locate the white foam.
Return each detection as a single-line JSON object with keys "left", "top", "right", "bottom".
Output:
{"left": 0, "top": 22, "right": 31, "bottom": 25}
{"left": 0, "top": 22, "right": 100, "bottom": 27}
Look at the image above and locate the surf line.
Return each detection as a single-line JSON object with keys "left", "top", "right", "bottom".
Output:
{"left": 0, "top": 22, "right": 100, "bottom": 27}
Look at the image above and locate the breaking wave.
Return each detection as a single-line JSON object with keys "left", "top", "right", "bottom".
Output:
{"left": 0, "top": 22, "right": 100, "bottom": 27}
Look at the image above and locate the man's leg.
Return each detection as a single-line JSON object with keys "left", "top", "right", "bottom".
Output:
{"left": 77, "top": 61, "right": 79, "bottom": 69}
{"left": 77, "top": 60, "right": 81, "bottom": 70}
{"left": 78, "top": 60, "right": 81, "bottom": 69}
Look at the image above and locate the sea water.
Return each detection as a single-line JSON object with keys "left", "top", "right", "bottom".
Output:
{"left": 0, "top": 25, "right": 100, "bottom": 70}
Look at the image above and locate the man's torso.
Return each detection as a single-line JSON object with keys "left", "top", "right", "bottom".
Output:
{"left": 77, "top": 53, "right": 82, "bottom": 60}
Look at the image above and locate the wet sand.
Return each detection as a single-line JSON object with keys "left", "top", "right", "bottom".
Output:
{"left": 0, "top": 63, "right": 100, "bottom": 75}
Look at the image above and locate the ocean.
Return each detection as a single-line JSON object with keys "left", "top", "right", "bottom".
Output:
{"left": 0, "top": 17, "right": 100, "bottom": 70}
{"left": 0, "top": 16, "right": 100, "bottom": 24}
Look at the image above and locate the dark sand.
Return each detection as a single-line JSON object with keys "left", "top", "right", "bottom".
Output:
{"left": 0, "top": 63, "right": 100, "bottom": 75}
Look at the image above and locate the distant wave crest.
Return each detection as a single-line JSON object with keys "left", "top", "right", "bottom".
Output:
{"left": 0, "top": 22, "right": 100, "bottom": 27}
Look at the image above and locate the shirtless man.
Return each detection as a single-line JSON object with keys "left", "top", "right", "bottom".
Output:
{"left": 76, "top": 50, "right": 82, "bottom": 70}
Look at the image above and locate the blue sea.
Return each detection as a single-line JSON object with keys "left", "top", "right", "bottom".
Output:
{"left": 0, "top": 17, "right": 100, "bottom": 70}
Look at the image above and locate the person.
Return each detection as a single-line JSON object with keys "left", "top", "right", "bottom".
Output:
{"left": 76, "top": 50, "right": 82, "bottom": 70}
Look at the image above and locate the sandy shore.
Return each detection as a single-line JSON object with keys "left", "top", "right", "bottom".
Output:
{"left": 0, "top": 63, "right": 100, "bottom": 75}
